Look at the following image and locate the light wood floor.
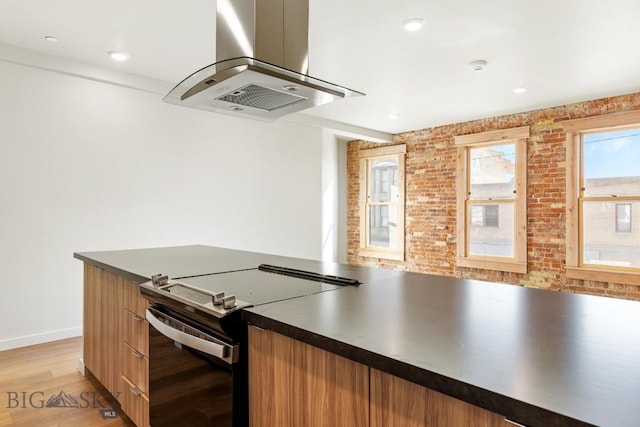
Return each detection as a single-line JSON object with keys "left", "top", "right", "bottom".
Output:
{"left": 0, "top": 337, "right": 134, "bottom": 427}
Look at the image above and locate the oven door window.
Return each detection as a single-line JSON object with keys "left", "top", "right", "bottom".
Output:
{"left": 149, "top": 325, "right": 234, "bottom": 426}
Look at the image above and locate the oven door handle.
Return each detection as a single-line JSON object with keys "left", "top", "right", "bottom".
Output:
{"left": 146, "top": 308, "right": 237, "bottom": 364}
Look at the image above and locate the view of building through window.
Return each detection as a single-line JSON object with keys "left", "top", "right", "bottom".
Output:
{"left": 467, "top": 143, "right": 516, "bottom": 257}
{"left": 470, "top": 205, "right": 499, "bottom": 227}
{"left": 616, "top": 204, "right": 632, "bottom": 233}
{"left": 582, "top": 129, "right": 640, "bottom": 268}
{"left": 368, "top": 158, "right": 399, "bottom": 247}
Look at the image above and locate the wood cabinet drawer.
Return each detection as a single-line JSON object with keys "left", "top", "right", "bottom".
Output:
{"left": 122, "top": 342, "right": 149, "bottom": 395}
{"left": 121, "top": 375, "right": 149, "bottom": 427}
{"left": 123, "top": 309, "right": 149, "bottom": 356}
{"left": 123, "top": 278, "right": 148, "bottom": 318}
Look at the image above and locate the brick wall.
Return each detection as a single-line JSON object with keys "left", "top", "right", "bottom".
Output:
{"left": 347, "top": 92, "right": 640, "bottom": 300}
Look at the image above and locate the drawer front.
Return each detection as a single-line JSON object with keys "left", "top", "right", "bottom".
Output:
{"left": 123, "top": 309, "right": 149, "bottom": 356}
{"left": 122, "top": 343, "right": 149, "bottom": 394}
{"left": 123, "top": 278, "right": 148, "bottom": 318}
{"left": 121, "top": 375, "right": 149, "bottom": 427}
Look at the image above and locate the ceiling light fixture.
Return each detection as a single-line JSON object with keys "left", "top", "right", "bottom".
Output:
{"left": 108, "top": 51, "right": 130, "bottom": 62}
{"left": 403, "top": 18, "right": 424, "bottom": 32}
{"left": 469, "top": 60, "right": 488, "bottom": 72}
{"left": 388, "top": 114, "right": 399, "bottom": 120}
{"left": 513, "top": 87, "right": 527, "bottom": 94}
{"left": 44, "top": 36, "right": 59, "bottom": 42}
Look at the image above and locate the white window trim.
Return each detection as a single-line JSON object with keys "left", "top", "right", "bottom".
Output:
{"left": 455, "top": 127, "right": 529, "bottom": 273}
{"left": 564, "top": 110, "right": 640, "bottom": 285}
{"left": 358, "top": 144, "right": 406, "bottom": 261}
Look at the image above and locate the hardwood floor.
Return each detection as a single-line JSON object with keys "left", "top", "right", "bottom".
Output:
{"left": 0, "top": 337, "right": 134, "bottom": 427}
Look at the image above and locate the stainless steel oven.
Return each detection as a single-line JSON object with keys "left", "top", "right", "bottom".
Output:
{"left": 146, "top": 306, "right": 242, "bottom": 427}
{"left": 140, "top": 265, "right": 358, "bottom": 427}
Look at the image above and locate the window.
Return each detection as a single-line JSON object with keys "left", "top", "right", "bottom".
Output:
{"left": 564, "top": 111, "right": 640, "bottom": 284}
{"left": 358, "top": 145, "right": 406, "bottom": 260}
{"left": 455, "top": 127, "right": 529, "bottom": 273}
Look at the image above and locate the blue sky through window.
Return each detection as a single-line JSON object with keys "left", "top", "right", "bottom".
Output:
{"left": 584, "top": 129, "right": 640, "bottom": 179}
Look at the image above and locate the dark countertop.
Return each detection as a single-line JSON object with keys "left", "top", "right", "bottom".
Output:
{"left": 74, "top": 244, "right": 403, "bottom": 283}
{"left": 75, "top": 245, "right": 640, "bottom": 427}
{"left": 244, "top": 272, "right": 640, "bottom": 427}
{"left": 74, "top": 245, "right": 294, "bottom": 282}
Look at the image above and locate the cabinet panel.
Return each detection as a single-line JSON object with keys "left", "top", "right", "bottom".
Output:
{"left": 122, "top": 343, "right": 149, "bottom": 394}
{"left": 370, "top": 368, "right": 509, "bottom": 427}
{"left": 123, "top": 277, "right": 147, "bottom": 318}
{"left": 123, "top": 309, "right": 149, "bottom": 357}
{"left": 248, "top": 326, "right": 369, "bottom": 427}
{"left": 83, "top": 264, "right": 102, "bottom": 381}
{"left": 121, "top": 375, "right": 150, "bottom": 427}
{"left": 83, "top": 264, "right": 123, "bottom": 397}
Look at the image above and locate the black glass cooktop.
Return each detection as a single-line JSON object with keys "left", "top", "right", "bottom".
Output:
{"left": 177, "top": 267, "right": 351, "bottom": 306}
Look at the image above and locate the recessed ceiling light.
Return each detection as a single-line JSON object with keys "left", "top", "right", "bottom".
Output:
{"left": 513, "top": 87, "right": 527, "bottom": 94}
{"left": 403, "top": 18, "right": 424, "bottom": 32}
{"left": 388, "top": 114, "right": 399, "bottom": 120}
{"left": 469, "top": 60, "right": 488, "bottom": 72}
{"left": 44, "top": 36, "right": 59, "bottom": 42}
{"left": 108, "top": 51, "right": 130, "bottom": 62}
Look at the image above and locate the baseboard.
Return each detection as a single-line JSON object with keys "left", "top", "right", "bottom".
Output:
{"left": 0, "top": 327, "right": 82, "bottom": 352}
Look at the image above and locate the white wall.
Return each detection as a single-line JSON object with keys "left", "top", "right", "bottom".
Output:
{"left": 0, "top": 59, "right": 325, "bottom": 350}
{"left": 320, "top": 133, "right": 349, "bottom": 264}
{"left": 321, "top": 132, "right": 339, "bottom": 262}
{"left": 337, "top": 139, "right": 349, "bottom": 264}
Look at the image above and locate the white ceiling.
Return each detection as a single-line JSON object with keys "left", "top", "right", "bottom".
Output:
{"left": 1, "top": 0, "right": 640, "bottom": 134}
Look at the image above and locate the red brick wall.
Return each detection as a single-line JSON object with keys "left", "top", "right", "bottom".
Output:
{"left": 347, "top": 93, "right": 640, "bottom": 300}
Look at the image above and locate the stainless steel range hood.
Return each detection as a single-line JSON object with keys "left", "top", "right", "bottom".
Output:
{"left": 163, "top": 0, "right": 364, "bottom": 121}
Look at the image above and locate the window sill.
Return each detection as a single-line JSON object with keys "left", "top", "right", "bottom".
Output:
{"left": 359, "top": 249, "right": 404, "bottom": 261}
{"left": 566, "top": 266, "right": 640, "bottom": 286}
{"left": 456, "top": 257, "right": 527, "bottom": 274}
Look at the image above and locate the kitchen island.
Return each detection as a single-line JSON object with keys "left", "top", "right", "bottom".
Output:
{"left": 75, "top": 245, "right": 640, "bottom": 427}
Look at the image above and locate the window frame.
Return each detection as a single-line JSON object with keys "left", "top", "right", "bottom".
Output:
{"left": 564, "top": 110, "right": 640, "bottom": 285}
{"left": 358, "top": 144, "right": 406, "bottom": 261}
{"left": 455, "top": 127, "right": 529, "bottom": 273}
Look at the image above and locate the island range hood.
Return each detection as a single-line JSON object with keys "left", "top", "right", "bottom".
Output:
{"left": 163, "top": 0, "right": 364, "bottom": 121}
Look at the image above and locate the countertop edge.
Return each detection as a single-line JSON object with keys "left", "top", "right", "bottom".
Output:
{"left": 74, "top": 252, "right": 149, "bottom": 283}
{"left": 243, "top": 310, "right": 594, "bottom": 427}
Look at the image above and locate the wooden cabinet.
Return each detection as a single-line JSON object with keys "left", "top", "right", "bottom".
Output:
{"left": 248, "top": 325, "right": 512, "bottom": 427}
{"left": 83, "top": 263, "right": 149, "bottom": 427}
{"left": 370, "top": 368, "right": 510, "bottom": 427}
{"left": 248, "top": 326, "right": 370, "bottom": 427}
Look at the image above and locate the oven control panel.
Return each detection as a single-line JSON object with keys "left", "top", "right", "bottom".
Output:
{"left": 140, "top": 274, "right": 252, "bottom": 318}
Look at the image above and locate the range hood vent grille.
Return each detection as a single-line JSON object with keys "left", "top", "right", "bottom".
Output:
{"left": 217, "top": 84, "right": 307, "bottom": 111}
